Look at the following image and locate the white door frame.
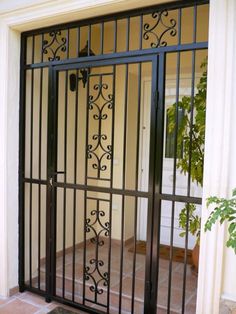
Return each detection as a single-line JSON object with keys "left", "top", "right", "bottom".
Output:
{"left": 137, "top": 78, "right": 151, "bottom": 241}
{"left": 0, "top": 2, "right": 233, "bottom": 313}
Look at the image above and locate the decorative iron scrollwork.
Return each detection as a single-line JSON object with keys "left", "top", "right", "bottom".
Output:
{"left": 87, "top": 81, "right": 113, "bottom": 179}
{"left": 42, "top": 31, "right": 67, "bottom": 61}
{"left": 85, "top": 201, "right": 110, "bottom": 298}
{"left": 143, "top": 10, "right": 177, "bottom": 48}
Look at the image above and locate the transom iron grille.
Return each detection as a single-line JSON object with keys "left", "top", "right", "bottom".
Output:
{"left": 23, "top": 0, "right": 208, "bottom": 67}
{"left": 19, "top": 1, "right": 209, "bottom": 314}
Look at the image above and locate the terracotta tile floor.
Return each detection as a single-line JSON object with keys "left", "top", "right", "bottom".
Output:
{"left": 0, "top": 292, "right": 86, "bottom": 314}
{"left": 28, "top": 242, "right": 197, "bottom": 313}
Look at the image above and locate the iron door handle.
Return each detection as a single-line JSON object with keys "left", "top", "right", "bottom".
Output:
{"left": 49, "top": 171, "right": 66, "bottom": 186}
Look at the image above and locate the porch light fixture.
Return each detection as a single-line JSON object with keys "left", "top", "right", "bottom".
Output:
{"left": 69, "top": 41, "right": 95, "bottom": 91}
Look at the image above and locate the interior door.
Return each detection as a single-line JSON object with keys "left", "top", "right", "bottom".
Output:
{"left": 47, "top": 56, "right": 160, "bottom": 314}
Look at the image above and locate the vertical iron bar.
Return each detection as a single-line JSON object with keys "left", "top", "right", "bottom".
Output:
{"left": 72, "top": 69, "right": 79, "bottom": 302}
{"left": 62, "top": 70, "right": 68, "bottom": 299}
{"left": 139, "top": 15, "right": 143, "bottom": 50}
{"left": 119, "top": 197, "right": 125, "bottom": 314}
{"left": 182, "top": 5, "right": 197, "bottom": 313}
{"left": 29, "top": 35, "right": 35, "bottom": 287}
{"left": 83, "top": 67, "right": 90, "bottom": 305}
{"left": 94, "top": 199, "right": 99, "bottom": 304}
{"left": 88, "top": 25, "right": 91, "bottom": 56}
{"left": 178, "top": 9, "right": 182, "bottom": 46}
{"left": 167, "top": 8, "right": 182, "bottom": 311}
{"left": 45, "top": 65, "right": 55, "bottom": 303}
{"left": 66, "top": 29, "right": 70, "bottom": 59}
{"left": 131, "top": 62, "right": 141, "bottom": 314}
{"left": 100, "top": 22, "right": 104, "bottom": 55}
{"left": 193, "top": 4, "right": 197, "bottom": 44}
{"left": 107, "top": 192, "right": 113, "bottom": 313}
{"left": 119, "top": 63, "right": 128, "bottom": 314}
{"left": 126, "top": 18, "right": 130, "bottom": 51}
{"left": 37, "top": 54, "right": 43, "bottom": 291}
{"left": 107, "top": 67, "right": 116, "bottom": 312}
{"left": 167, "top": 10, "right": 182, "bottom": 306}
{"left": 37, "top": 33, "right": 44, "bottom": 290}
{"left": 19, "top": 33, "right": 27, "bottom": 292}
{"left": 167, "top": 48, "right": 181, "bottom": 314}
{"left": 77, "top": 27, "right": 80, "bottom": 58}
{"left": 148, "top": 54, "right": 164, "bottom": 313}
{"left": 97, "top": 75, "right": 103, "bottom": 179}
{"left": 113, "top": 20, "right": 117, "bottom": 53}
{"left": 51, "top": 68, "right": 58, "bottom": 298}
{"left": 155, "top": 54, "right": 166, "bottom": 312}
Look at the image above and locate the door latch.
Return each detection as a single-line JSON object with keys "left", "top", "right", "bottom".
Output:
{"left": 49, "top": 170, "right": 65, "bottom": 187}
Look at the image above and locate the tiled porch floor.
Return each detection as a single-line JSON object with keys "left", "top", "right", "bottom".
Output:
{"left": 36, "top": 241, "right": 197, "bottom": 314}
{"left": 0, "top": 292, "right": 86, "bottom": 314}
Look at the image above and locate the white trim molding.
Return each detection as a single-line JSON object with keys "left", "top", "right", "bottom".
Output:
{"left": 0, "top": 21, "right": 9, "bottom": 298}
{"left": 197, "top": 1, "right": 236, "bottom": 313}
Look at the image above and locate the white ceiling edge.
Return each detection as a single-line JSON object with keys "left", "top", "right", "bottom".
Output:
{"left": 0, "top": 0, "right": 53, "bottom": 14}
{"left": 0, "top": 0, "right": 176, "bottom": 32}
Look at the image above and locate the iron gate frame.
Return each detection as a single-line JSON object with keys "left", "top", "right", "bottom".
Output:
{"left": 18, "top": 1, "right": 209, "bottom": 313}
{"left": 47, "top": 54, "right": 161, "bottom": 314}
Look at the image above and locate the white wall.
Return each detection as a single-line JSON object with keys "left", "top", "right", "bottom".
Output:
{"left": 6, "top": 29, "right": 21, "bottom": 294}
{"left": 197, "top": 1, "right": 236, "bottom": 313}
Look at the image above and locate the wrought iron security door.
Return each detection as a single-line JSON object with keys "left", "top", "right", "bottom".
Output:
{"left": 19, "top": 1, "right": 209, "bottom": 313}
{"left": 46, "top": 55, "right": 161, "bottom": 313}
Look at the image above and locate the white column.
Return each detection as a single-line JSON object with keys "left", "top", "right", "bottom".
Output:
{"left": 0, "top": 21, "right": 9, "bottom": 297}
{"left": 0, "top": 20, "right": 21, "bottom": 298}
{"left": 197, "top": 1, "right": 236, "bottom": 313}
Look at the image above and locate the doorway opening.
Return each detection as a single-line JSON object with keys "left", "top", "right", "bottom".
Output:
{"left": 19, "top": 1, "right": 209, "bottom": 313}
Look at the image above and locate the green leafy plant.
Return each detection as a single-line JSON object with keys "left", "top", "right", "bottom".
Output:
{"left": 205, "top": 189, "right": 236, "bottom": 253}
{"left": 179, "top": 203, "right": 201, "bottom": 245}
{"left": 167, "top": 58, "right": 207, "bottom": 243}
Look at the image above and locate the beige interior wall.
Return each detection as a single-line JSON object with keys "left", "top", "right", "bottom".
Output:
{"left": 24, "top": 5, "right": 208, "bottom": 279}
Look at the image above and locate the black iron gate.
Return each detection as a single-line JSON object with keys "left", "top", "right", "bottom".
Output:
{"left": 19, "top": 1, "right": 208, "bottom": 313}
{"left": 48, "top": 55, "right": 161, "bottom": 313}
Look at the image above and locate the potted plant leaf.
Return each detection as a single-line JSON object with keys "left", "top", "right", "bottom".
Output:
{"left": 167, "top": 58, "right": 207, "bottom": 271}
{"left": 205, "top": 189, "right": 236, "bottom": 253}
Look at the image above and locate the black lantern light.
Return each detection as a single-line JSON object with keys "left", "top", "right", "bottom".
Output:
{"left": 69, "top": 41, "right": 95, "bottom": 91}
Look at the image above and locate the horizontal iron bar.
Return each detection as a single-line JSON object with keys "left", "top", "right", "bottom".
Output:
{"left": 23, "top": 287, "right": 107, "bottom": 313}
{"left": 84, "top": 298, "right": 107, "bottom": 307}
{"left": 87, "top": 196, "right": 110, "bottom": 202}
{"left": 54, "top": 181, "right": 151, "bottom": 198}
{"left": 22, "top": 177, "right": 201, "bottom": 204}
{"left": 54, "top": 54, "right": 157, "bottom": 71}
{"left": 25, "top": 53, "right": 156, "bottom": 70}
{"left": 24, "top": 42, "right": 208, "bottom": 70}
{"left": 51, "top": 295, "right": 106, "bottom": 314}
{"left": 23, "top": 178, "right": 47, "bottom": 185}
{"left": 23, "top": 285, "right": 46, "bottom": 297}
{"left": 87, "top": 72, "right": 114, "bottom": 77}
{"left": 53, "top": 181, "right": 202, "bottom": 204}
{"left": 22, "top": 0, "right": 209, "bottom": 37}
{"left": 159, "top": 193, "right": 202, "bottom": 205}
